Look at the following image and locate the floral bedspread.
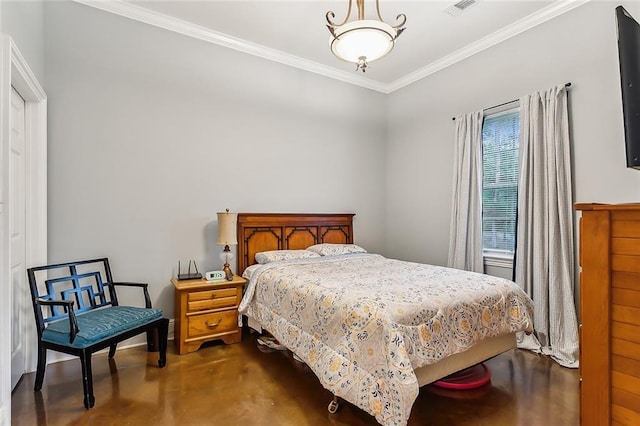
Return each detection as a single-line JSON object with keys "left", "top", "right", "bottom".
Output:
{"left": 239, "top": 254, "right": 534, "bottom": 426}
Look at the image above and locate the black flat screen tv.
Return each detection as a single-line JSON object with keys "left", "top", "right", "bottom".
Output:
{"left": 616, "top": 5, "right": 640, "bottom": 169}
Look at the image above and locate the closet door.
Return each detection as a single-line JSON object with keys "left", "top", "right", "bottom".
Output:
{"left": 10, "top": 86, "right": 27, "bottom": 390}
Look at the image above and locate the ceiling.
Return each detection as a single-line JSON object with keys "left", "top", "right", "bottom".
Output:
{"left": 77, "top": 0, "right": 589, "bottom": 93}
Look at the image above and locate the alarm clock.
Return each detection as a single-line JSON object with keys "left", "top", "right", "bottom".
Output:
{"left": 205, "top": 270, "right": 226, "bottom": 281}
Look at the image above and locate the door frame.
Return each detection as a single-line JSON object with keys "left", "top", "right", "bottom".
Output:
{"left": 0, "top": 35, "right": 47, "bottom": 423}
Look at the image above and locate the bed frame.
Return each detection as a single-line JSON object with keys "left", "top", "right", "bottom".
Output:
{"left": 237, "top": 213, "right": 355, "bottom": 275}
{"left": 236, "top": 213, "right": 515, "bottom": 390}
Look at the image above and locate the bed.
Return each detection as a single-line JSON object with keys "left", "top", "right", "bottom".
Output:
{"left": 236, "top": 213, "right": 533, "bottom": 426}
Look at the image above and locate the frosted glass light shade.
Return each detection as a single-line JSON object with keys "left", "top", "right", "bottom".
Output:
{"left": 330, "top": 20, "right": 395, "bottom": 63}
{"left": 217, "top": 211, "right": 238, "bottom": 245}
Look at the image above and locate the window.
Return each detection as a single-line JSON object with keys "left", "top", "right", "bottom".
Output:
{"left": 482, "top": 108, "right": 520, "bottom": 258}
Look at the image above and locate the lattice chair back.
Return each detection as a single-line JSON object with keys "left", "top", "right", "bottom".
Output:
{"left": 27, "top": 258, "right": 118, "bottom": 336}
{"left": 26, "top": 257, "right": 168, "bottom": 409}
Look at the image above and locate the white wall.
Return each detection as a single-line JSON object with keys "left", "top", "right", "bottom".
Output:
{"left": 386, "top": 1, "right": 640, "bottom": 270}
{"left": 0, "top": 1, "right": 44, "bottom": 84}
{"left": 44, "top": 1, "right": 388, "bottom": 318}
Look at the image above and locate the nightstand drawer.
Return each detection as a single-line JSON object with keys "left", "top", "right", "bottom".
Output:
{"left": 173, "top": 275, "right": 246, "bottom": 354}
{"left": 188, "top": 310, "right": 238, "bottom": 338}
{"left": 187, "top": 288, "right": 238, "bottom": 312}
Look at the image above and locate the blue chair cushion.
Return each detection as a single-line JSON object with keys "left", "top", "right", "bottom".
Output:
{"left": 42, "top": 306, "right": 163, "bottom": 349}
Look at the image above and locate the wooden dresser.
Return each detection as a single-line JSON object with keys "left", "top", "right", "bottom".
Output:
{"left": 576, "top": 203, "right": 640, "bottom": 425}
{"left": 172, "top": 275, "right": 246, "bottom": 354}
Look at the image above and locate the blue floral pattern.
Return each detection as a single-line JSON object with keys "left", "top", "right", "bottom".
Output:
{"left": 239, "top": 254, "right": 533, "bottom": 426}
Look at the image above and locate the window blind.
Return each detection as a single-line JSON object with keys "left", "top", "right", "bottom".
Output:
{"left": 482, "top": 109, "right": 520, "bottom": 254}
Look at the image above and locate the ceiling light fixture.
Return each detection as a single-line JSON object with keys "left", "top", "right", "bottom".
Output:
{"left": 326, "top": 0, "right": 407, "bottom": 73}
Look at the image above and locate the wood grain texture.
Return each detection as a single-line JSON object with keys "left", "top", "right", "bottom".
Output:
{"left": 612, "top": 404, "right": 640, "bottom": 425}
{"left": 612, "top": 305, "right": 640, "bottom": 326}
{"left": 612, "top": 338, "right": 640, "bottom": 361}
{"left": 577, "top": 208, "right": 611, "bottom": 425}
{"left": 236, "top": 213, "right": 354, "bottom": 275}
{"left": 172, "top": 276, "right": 246, "bottom": 354}
{"left": 612, "top": 271, "right": 640, "bottom": 290}
{"left": 612, "top": 255, "right": 640, "bottom": 273}
{"left": 612, "top": 370, "right": 640, "bottom": 396}
{"left": 613, "top": 387, "right": 640, "bottom": 415}
{"left": 613, "top": 354, "right": 640, "bottom": 380}
{"left": 612, "top": 321, "right": 640, "bottom": 344}
{"left": 612, "top": 288, "right": 640, "bottom": 309}
{"left": 612, "top": 238, "right": 640, "bottom": 256}
{"left": 577, "top": 203, "right": 640, "bottom": 426}
{"left": 612, "top": 221, "right": 640, "bottom": 238}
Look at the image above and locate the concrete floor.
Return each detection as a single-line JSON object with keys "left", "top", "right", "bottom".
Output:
{"left": 11, "top": 333, "right": 579, "bottom": 425}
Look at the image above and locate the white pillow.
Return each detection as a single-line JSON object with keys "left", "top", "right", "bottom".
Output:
{"left": 305, "top": 243, "right": 367, "bottom": 256}
{"left": 254, "top": 250, "right": 321, "bottom": 264}
{"left": 242, "top": 264, "right": 263, "bottom": 280}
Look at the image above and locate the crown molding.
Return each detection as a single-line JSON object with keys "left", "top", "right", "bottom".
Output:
{"left": 386, "top": 0, "right": 590, "bottom": 93}
{"left": 72, "top": 0, "right": 388, "bottom": 93}
{"left": 73, "top": 0, "right": 589, "bottom": 95}
{"left": 10, "top": 38, "right": 47, "bottom": 101}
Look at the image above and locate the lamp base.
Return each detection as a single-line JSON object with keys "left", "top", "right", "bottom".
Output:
{"left": 223, "top": 263, "right": 233, "bottom": 281}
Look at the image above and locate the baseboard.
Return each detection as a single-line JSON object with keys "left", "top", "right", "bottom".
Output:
{"left": 168, "top": 318, "right": 175, "bottom": 341}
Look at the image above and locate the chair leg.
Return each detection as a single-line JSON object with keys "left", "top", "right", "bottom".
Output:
{"left": 146, "top": 328, "right": 159, "bottom": 352}
{"left": 79, "top": 350, "right": 95, "bottom": 409}
{"left": 34, "top": 343, "right": 47, "bottom": 392}
{"left": 157, "top": 319, "right": 169, "bottom": 368}
{"left": 108, "top": 344, "right": 117, "bottom": 358}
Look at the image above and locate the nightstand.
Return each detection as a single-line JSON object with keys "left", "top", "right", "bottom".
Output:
{"left": 171, "top": 275, "right": 246, "bottom": 355}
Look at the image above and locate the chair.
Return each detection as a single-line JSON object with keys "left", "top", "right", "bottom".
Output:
{"left": 27, "top": 258, "right": 169, "bottom": 409}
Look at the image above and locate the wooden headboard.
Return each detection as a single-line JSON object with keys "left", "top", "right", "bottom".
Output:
{"left": 236, "top": 213, "right": 355, "bottom": 275}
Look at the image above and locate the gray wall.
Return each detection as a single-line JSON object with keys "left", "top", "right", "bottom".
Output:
{"left": 16, "top": 0, "right": 640, "bottom": 319}
{"left": 386, "top": 1, "right": 640, "bottom": 270}
{"left": 1, "top": 0, "right": 45, "bottom": 84}
{"left": 44, "top": 2, "right": 388, "bottom": 317}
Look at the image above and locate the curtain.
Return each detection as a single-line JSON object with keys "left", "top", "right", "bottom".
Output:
{"left": 515, "top": 85, "right": 579, "bottom": 368}
{"left": 448, "top": 111, "right": 484, "bottom": 273}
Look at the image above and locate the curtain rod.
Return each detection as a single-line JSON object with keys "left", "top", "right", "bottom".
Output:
{"left": 452, "top": 82, "right": 572, "bottom": 121}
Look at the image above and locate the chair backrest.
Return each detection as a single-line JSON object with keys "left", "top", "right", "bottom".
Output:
{"left": 27, "top": 258, "right": 119, "bottom": 330}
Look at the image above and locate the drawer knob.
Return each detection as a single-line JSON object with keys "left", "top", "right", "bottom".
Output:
{"left": 206, "top": 318, "right": 222, "bottom": 328}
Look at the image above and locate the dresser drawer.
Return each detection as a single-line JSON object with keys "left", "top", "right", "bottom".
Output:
{"left": 187, "top": 288, "right": 238, "bottom": 312}
{"left": 188, "top": 310, "right": 238, "bottom": 338}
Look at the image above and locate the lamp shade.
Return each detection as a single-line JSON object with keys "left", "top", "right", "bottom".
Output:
{"left": 329, "top": 19, "right": 395, "bottom": 63}
{"left": 325, "top": 0, "right": 406, "bottom": 72}
{"left": 216, "top": 211, "right": 238, "bottom": 245}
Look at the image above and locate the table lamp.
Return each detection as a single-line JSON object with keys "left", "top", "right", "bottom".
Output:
{"left": 217, "top": 209, "right": 238, "bottom": 281}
